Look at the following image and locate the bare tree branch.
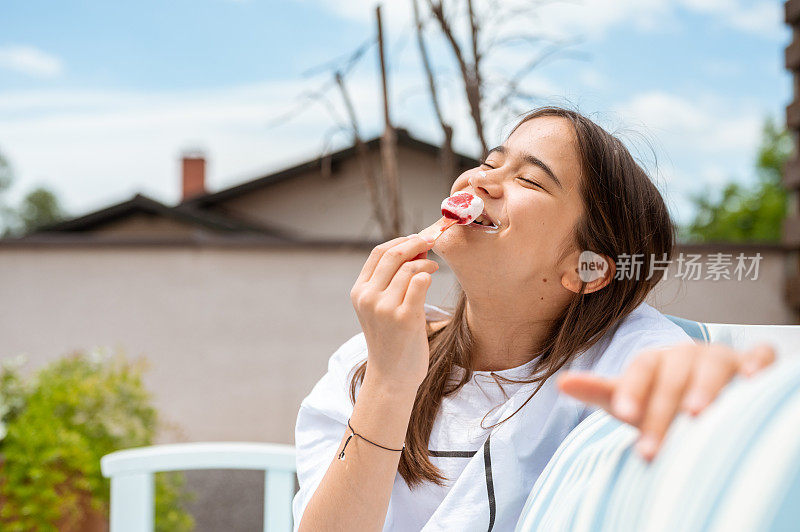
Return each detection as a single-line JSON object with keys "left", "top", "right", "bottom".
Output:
{"left": 412, "top": 0, "right": 457, "bottom": 189}
{"left": 263, "top": 82, "right": 344, "bottom": 131}
{"left": 427, "top": 0, "right": 489, "bottom": 158}
{"left": 300, "top": 37, "right": 376, "bottom": 79}
{"left": 467, "top": 0, "right": 481, "bottom": 80}
{"left": 334, "top": 71, "right": 392, "bottom": 237}
{"left": 263, "top": 32, "right": 398, "bottom": 239}
{"left": 262, "top": 33, "right": 385, "bottom": 132}
{"left": 318, "top": 125, "right": 350, "bottom": 180}
{"left": 376, "top": 4, "right": 403, "bottom": 238}
{"left": 483, "top": 33, "right": 546, "bottom": 53}
{"left": 488, "top": 40, "right": 586, "bottom": 114}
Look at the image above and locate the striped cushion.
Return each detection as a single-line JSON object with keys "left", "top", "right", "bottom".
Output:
{"left": 665, "top": 315, "right": 710, "bottom": 342}
{"left": 515, "top": 358, "right": 800, "bottom": 532}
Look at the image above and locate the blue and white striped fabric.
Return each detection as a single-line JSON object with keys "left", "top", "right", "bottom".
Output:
{"left": 665, "top": 314, "right": 800, "bottom": 361}
{"left": 515, "top": 357, "right": 800, "bottom": 532}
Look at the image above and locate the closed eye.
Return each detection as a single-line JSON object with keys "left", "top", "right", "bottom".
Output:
{"left": 480, "top": 162, "right": 544, "bottom": 190}
{"left": 481, "top": 163, "right": 543, "bottom": 190}
{"left": 517, "top": 177, "right": 543, "bottom": 189}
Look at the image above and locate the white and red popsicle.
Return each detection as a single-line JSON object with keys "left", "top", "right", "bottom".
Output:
{"left": 417, "top": 191, "right": 485, "bottom": 244}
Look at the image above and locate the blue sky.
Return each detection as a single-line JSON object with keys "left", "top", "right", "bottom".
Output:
{"left": 0, "top": 0, "right": 791, "bottom": 227}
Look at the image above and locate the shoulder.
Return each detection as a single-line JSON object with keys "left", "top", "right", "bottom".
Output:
{"left": 610, "top": 302, "right": 690, "bottom": 346}
{"left": 574, "top": 302, "right": 693, "bottom": 377}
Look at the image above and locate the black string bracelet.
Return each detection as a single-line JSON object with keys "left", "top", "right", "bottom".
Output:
{"left": 338, "top": 418, "right": 405, "bottom": 461}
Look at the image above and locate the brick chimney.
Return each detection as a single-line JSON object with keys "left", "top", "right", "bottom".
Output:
{"left": 181, "top": 151, "right": 206, "bottom": 201}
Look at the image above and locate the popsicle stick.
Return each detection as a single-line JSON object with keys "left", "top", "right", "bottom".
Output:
{"left": 418, "top": 217, "right": 459, "bottom": 243}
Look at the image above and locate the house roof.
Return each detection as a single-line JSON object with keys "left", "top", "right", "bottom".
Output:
{"left": 23, "top": 128, "right": 478, "bottom": 239}
{"left": 180, "top": 128, "right": 479, "bottom": 208}
{"left": 34, "top": 193, "right": 295, "bottom": 240}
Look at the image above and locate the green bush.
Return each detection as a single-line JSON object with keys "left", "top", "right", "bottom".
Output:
{"left": 0, "top": 350, "right": 194, "bottom": 531}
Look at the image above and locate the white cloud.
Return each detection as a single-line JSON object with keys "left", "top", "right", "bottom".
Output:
{"left": 723, "top": 1, "right": 783, "bottom": 38}
{"left": 299, "top": 0, "right": 410, "bottom": 26}
{"left": 303, "top": 0, "right": 785, "bottom": 41}
{"left": 0, "top": 80, "right": 361, "bottom": 213}
{"left": 0, "top": 45, "right": 64, "bottom": 78}
{"left": 616, "top": 91, "right": 762, "bottom": 154}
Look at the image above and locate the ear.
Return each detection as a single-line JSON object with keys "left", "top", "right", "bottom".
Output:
{"left": 561, "top": 250, "right": 616, "bottom": 294}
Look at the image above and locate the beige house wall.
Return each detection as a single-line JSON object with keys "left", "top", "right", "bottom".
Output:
{"left": 0, "top": 244, "right": 792, "bottom": 447}
{"left": 213, "top": 145, "right": 465, "bottom": 241}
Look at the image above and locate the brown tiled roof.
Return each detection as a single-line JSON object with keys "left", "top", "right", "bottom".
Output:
{"left": 33, "top": 193, "right": 296, "bottom": 239}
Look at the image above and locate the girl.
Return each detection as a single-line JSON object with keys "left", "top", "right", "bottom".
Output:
{"left": 292, "top": 107, "right": 775, "bottom": 531}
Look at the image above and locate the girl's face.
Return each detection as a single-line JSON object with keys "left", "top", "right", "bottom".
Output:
{"left": 432, "top": 116, "right": 586, "bottom": 295}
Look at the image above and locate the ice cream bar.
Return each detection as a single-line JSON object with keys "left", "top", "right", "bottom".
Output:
{"left": 441, "top": 191, "right": 484, "bottom": 224}
{"left": 417, "top": 192, "right": 485, "bottom": 244}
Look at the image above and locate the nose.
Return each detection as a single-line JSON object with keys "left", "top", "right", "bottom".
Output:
{"left": 468, "top": 169, "right": 502, "bottom": 199}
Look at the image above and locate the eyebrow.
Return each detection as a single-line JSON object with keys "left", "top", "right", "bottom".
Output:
{"left": 486, "top": 145, "right": 563, "bottom": 190}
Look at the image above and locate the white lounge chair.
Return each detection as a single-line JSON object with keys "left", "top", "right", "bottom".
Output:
{"left": 100, "top": 316, "right": 800, "bottom": 531}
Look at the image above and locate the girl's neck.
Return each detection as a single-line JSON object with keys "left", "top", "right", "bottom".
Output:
{"left": 464, "top": 298, "right": 559, "bottom": 372}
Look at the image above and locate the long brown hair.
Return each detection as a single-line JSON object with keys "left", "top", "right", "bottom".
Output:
{"left": 350, "top": 106, "right": 675, "bottom": 488}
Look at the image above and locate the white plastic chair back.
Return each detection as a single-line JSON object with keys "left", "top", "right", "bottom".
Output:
{"left": 101, "top": 442, "right": 296, "bottom": 532}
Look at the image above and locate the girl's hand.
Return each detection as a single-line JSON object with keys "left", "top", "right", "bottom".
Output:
{"left": 557, "top": 342, "right": 776, "bottom": 461}
{"left": 350, "top": 235, "right": 439, "bottom": 392}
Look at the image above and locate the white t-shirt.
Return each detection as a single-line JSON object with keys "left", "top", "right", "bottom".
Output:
{"left": 292, "top": 301, "right": 691, "bottom": 531}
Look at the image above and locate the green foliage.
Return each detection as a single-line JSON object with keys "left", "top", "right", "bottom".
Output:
{"left": 683, "top": 117, "right": 792, "bottom": 242}
{"left": 0, "top": 148, "right": 65, "bottom": 237}
{"left": 17, "top": 187, "right": 64, "bottom": 233}
{"left": 0, "top": 351, "right": 194, "bottom": 531}
{"left": 0, "top": 152, "right": 11, "bottom": 194}
{"left": 0, "top": 151, "right": 16, "bottom": 236}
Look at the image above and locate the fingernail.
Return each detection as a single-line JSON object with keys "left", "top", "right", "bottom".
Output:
{"left": 682, "top": 390, "right": 709, "bottom": 415}
{"left": 636, "top": 434, "right": 660, "bottom": 461}
{"left": 612, "top": 395, "right": 639, "bottom": 423}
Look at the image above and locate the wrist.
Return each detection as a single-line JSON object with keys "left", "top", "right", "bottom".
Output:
{"left": 362, "top": 370, "right": 420, "bottom": 403}
{"left": 351, "top": 377, "right": 417, "bottom": 451}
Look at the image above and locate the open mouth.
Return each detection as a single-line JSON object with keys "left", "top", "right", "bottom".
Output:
{"left": 469, "top": 211, "right": 499, "bottom": 229}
